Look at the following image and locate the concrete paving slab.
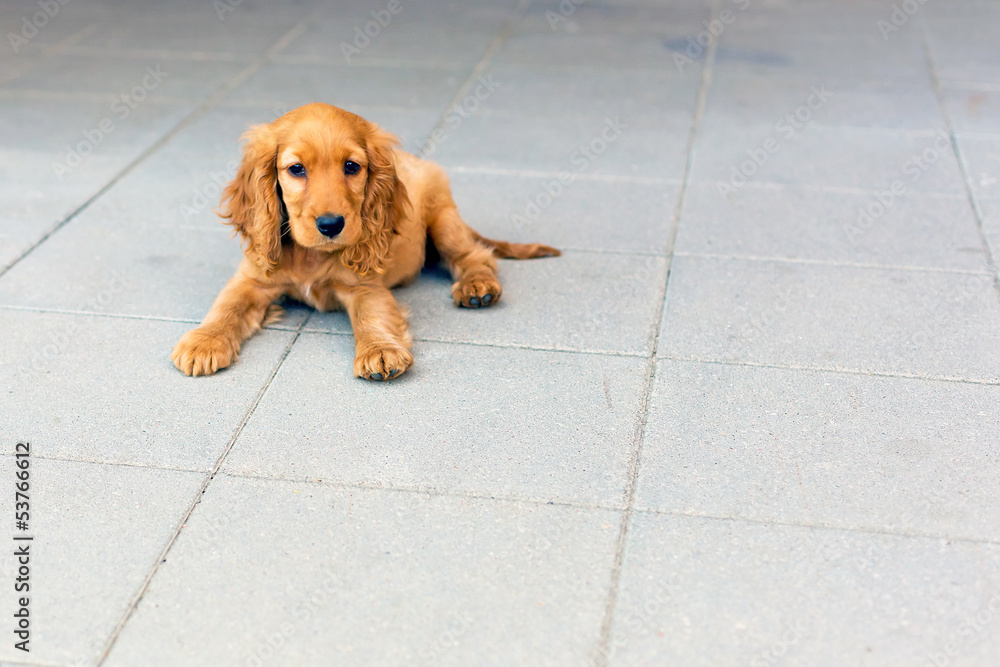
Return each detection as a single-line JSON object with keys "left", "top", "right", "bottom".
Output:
{"left": 0, "top": 311, "right": 294, "bottom": 470}
{"left": 957, "top": 135, "right": 1000, "bottom": 199}
{"left": 1, "top": 53, "right": 245, "bottom": 101}
{"left": 675, "top": 183, "right": 987, "bottom": 271}
{"left": 224, "top": 335, "right": 647, "bottom": 507}
{"left": 658, "top": 255, "right": 1000, "bottom": 382}
{"left": 309, "top": 251, "right": 666, "bottom": 356}
{"left": 925, "top": 17, "right": 1000, "bottom": 85}
{"left": 71, "top": 5, "right": 306, "bottom": 57}
{"left": 609, "top": 513, "right": 1000, "bottom": 667}
{"left": 446, "top": 171, "right": 678, "bottom": 255}
{"left": 636, "top": 360, "right": 1000, "bottom": 540}
{"left": 943, "top": 88, "right": 1000, "bottom": 137}
{"left": 280, "top": 24, "right": 502, "bottom": 68}
{"left": 495, "top": 30, "right": 688, "bottom": 71}
{"left": 105, "top": 475, "right": 620, "bottom": 667}
{"left": 0, "top": 458, "right": 203, "bottom": 666}
{"left": 691, "top": 125, "right": 968, "bottom": 195}
{"left": 462, "top": 65, "right": 700, "bottom": 123}
{"left": 702, "top": 76, "right": 945, "bottom": 131}
{"left": 224, "top": 62, "right": 467, "bottom": 113}
{"left": 430, "top": 113, "right": 690, "bottom": 181}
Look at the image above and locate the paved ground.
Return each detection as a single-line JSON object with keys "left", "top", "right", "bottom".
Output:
{"left": 1, "top": 0, "right": 999, "bottom": 665}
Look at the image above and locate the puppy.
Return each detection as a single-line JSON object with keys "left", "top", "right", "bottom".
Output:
{"left": 171, "top": 103, "right": 559, "bottom": 380}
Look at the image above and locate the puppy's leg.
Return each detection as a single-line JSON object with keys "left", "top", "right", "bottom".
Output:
{"left": 428, "top": 206, "right": 504, "bottom": 308}
{"left": 337, "top": 284, "right": 413, "bottom": 381}
{"left": 172, "top": 269, "right": 282, "bottom": 376}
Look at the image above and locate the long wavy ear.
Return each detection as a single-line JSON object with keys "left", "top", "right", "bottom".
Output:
{"left": 341, "top": 125, "right": 409, "bottom": 276}
{"left": 217, "top": 124, "right": 283, "bottom": 274}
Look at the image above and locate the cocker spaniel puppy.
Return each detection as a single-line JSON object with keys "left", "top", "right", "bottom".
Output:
{"left": 171, "top": 103, "right": 559, "bottom": 380}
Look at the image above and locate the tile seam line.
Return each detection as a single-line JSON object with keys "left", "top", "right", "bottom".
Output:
{"left": 210, "top": 472, "right": 1000, "bottom": 547}
{"left": 674, "top": 251, "right": 994, "bottom": 276}
{"left": 0, "top": 18, "right": 312, "bottom": 282}
{"left": 634, "top": 507, "right": 1000, "bottom": 547}
{"left": 217, "top": 470, "right": 627, "bottom": 513}
{"left": 593, "top": 4, "right": 719, "bottom": 663}
{"left": 416, "top": 0, "right": 532, "bottom": 156}
{"left": 21, "top": 454, "right": 206, "bottom": 475}
{"left": 91, "top": 13, "right": 322, "bottom": 662}
{"left": 659, "top": 355, "right": 1000, "bottom": 386}
{"left": 920, "top": 17, "right": 1000, "bottom": 307}
{"left": 94, "top": 309, "right": 311, "bottom": 666}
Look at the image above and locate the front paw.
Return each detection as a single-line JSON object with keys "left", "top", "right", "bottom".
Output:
{"left": 354, "top": 343, "right": 413, "bottom": 381}
{"left": 171, "top": 329, "right": 237, "bottom": 376}
{"left": 452, "top": 275, "right": 502, "bottom": 308}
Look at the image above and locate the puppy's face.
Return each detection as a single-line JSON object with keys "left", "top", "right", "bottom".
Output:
{"left": 273, "top": 109, "right": 370, "bottom": 251}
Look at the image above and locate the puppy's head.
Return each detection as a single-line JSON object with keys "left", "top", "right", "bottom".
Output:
{"left": 219, "top": 103, "right": 408, "bottom": 275}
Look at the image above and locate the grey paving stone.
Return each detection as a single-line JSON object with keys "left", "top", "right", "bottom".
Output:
{"left": 711, "top": 19, "right": 932, "bottom": 85}
{"left": 691, "top": 125, "right": 967, "bottom": 195}
{"left": 0, "top": 458, "right": 203, "bottom": 666}
{"left": 0, "top": 204, "right": 247, "bottom": 321}
{"left": 462, "top": 65, "right": 700, "bottom": 123}
{"left": 658, "top": 255, "right": 1000, "bottom": 381}
{"left": 675, "top": 183, "right": 987, "bottom": 271}
{"left": 430, "top": 114, "right": 690, "bottom": 181}
{"left": 224, "top": 62, "right": 466, "bottom": 112}
{"left": 71, "top": 4, "right": 307, "bottom": 56}
{"left": 0, "top": 311, "right": 294, "bottom": 470}
{"left": 0, "top": 96, "right": 196, "bottom": 269}
{"left": 957, "top": 135, "right": 1000, "bottom": 199}
{"left": 224, "top": 335, "right": 647, "bottom": 507}
{"left": 925, "top": 17, "right": 1000, "bottom": 85}
{"left": 105, "top": 476, "right": 620, "bottom": 667}
{"left": 608, "top": 513, "right": 1000, "bottom": 666}
{"left": 635, "top": 360, "right": 1000, "bottom": 540}
{"left": 446, "top": 171, "right": 678, "bottom": 255}
{"left": 495, "top": 30, "right": 688, "bottom": 71}
{"left": 943, "top": 88, "right": 1000, "bottom": 137}
{"left": 523, "top": 1, "right": 711, "bottom": 35}
{"left": 280, "top": 24, "right": 502, "bottom": 67}
{"left": 702, "top": 75, "right": 945, "bottom": 132}
{"left": 2, "top": 53, "right": 245, "bottom": 101}
{"left": 309, "top": 251, "right": 666, "bottom": 356}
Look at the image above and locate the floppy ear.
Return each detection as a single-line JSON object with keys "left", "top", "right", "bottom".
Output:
{"left": 341, "top": 125, "right": 409, "bottom": 276}
{"left": 217, "top": 124, "right": 283, "bottom": 274}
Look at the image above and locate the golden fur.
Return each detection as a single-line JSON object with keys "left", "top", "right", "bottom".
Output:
{"left": 171, "top": 103, "right": 559, "bottom": 380}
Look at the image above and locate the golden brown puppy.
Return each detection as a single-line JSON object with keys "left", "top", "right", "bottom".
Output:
{"left": 172, "top": 103, "right": 559, "bottom": 380}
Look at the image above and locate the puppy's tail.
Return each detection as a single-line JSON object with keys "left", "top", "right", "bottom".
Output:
{"left": 472, "top": 231, "right": 561, "bottom": 259}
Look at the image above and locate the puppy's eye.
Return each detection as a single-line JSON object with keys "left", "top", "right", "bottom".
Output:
{"left": 288, "top": 163, "right": 306, "bottom": 177}
{"left": 344, "top": 161, "right": 360, "bottom": 175}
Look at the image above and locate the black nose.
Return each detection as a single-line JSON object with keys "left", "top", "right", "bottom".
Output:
{"left": 316, "top": 214, "right": 345, "bottom": 238}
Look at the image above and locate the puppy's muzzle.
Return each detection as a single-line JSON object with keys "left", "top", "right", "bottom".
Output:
{"left": 316, "top": 214, "right": 345, "bottom": 238}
